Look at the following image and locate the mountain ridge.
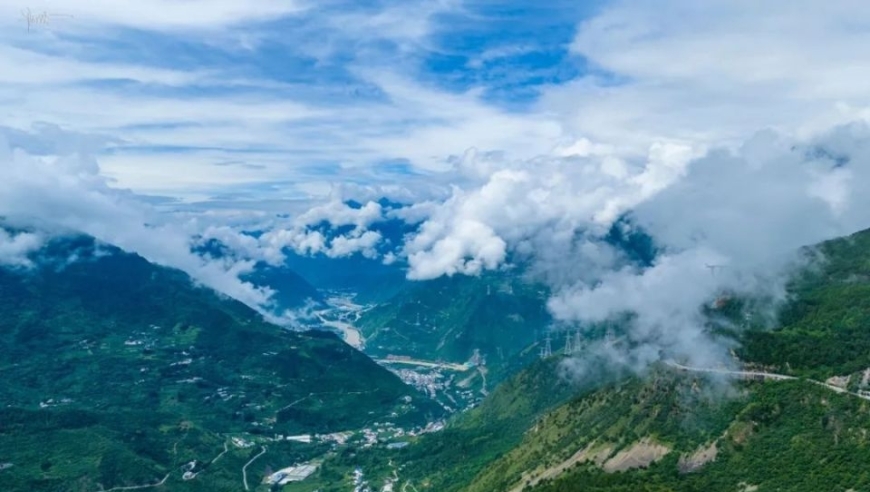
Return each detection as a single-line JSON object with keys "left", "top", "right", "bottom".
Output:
{"left": 0, "top": 231, "right": 440, "bottom": 491}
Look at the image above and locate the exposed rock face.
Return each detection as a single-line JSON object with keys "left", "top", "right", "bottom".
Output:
{"left": 678, "top": 441, "right": 719, "bottom": 473}
{"left": 509, "top": 442, "right": 614, "bottom": 492}
{"left": 826, "top": 375, "right": 850, "bottom": 389}
{"left": 602, "top": 438, "right": 671, "bottom": 473}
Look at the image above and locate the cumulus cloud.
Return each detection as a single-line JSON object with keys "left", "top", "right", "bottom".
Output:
{"left": 296, "top": 200, "right": 385, "bottom": 229}
{"left": 404, "top": 121, "right": 870, "bottom": 373}
{"left": 549, "top": 123, "right": 870, "bottom": 370}
{"left": 388, "top": 0, "right": 870, "bottom": 374}
{"left": 403, "top": 141, "right": 695, "bottom": 280}
{"left": 0, "top": 229, "right": 44, "bottom": 268}
{"left": 193, "top": 197, "right": 398, "bottom": 268}
{"left": 0, "top": 128, "right": 274, "bottom": 309}
{"left": 253, "top": 199, "right": 388, "bottom": 261}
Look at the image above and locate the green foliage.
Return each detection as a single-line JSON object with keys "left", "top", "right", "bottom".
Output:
{"left": 357, "top": 272, "right": 550, "bottom": 383}
{"left": 529, "top": 379, "right": 870, "bottom": 492}
{"left": 313, "top": 357, "right": 595, "bottom": 492}
{"left": 464, "top": 370, "right": 741, "bottom": 492}
{"left": 741, "top": 228, "right": 870, "bottom": 378}
{"left": 0, "top": 235, "right": 439, "bottom": 490}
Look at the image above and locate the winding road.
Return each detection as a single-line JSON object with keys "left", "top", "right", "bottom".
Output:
{"left": 665, "top": 360, "right": 870, "bottom": 401}
{"left": 97, "top": 474, "right": 170, "bottom": 492}
{"left": 242, "top": 446, "right": 267, "bottom": 491}
{"left": 664, "top": 361, "right": 795, "bottom": 381}
{"left": 375, "top": 358, "right": 472, "bottom": 372}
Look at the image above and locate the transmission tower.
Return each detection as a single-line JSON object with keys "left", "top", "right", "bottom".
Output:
{"left": 540, "top": 334, "right": 553, "bottom": 359}
{"left": 564, "top": 330, "right": 574, "bottom": 355}
{"left": 573, "top": 330, "right": 583, "bottom": 353}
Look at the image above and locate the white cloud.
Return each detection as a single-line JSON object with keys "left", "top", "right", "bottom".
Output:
{"left": 540, "top": 0, "right": 870, "bottom": 159}
{"left": 395, "top": 1, "right": 870, "bottom": 374}
{"left": 0, "top": 45, "right": 204, "bottom": 86}
{"left": 296, "top": 200, "right": 384, "bottom": 229}
{"left": 549, "top": 123, "right": 870, "bottom": 371}
{"left": 255, "top": 207, "right": 387, "bottom": 262}
{"left": 4, "top": 1, "right": 308, "bottom": 32}
{"left": 0, "top": 229, "right": 44, "bottom": 268}
{"left": 0, "top": 129, "right": 274, "bottom": 309}
{"left": 329, "top": 229, "right": 382, "bottom": 259}
{"left": 258, "top": 228, "right": 326, "bottom": 261}
{"left": 402, "top": 141, "right": 695, "bottom": 280}
{"left": 403, "top": 117, "right": 870, "bottom": 372}
{"left": 3, "top": 0, "right": 870, "bottom": 376}
{"left": 466, "top": 44, "right": 538, "bottom": 69}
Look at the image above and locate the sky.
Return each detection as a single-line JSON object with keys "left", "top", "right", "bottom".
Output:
{"left": 0, "top": 0, "right": 604, "bottom": 206}
{"left": 4, "top": 0, "right": 870, "bottom": 368}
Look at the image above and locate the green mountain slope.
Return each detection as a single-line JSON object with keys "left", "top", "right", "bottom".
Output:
{"left": 482, "top": 373, "right": 870, "bottom": 492}
{"left": 741, "top": 227, "right": 870, "bottom": 379}
{"left": 357, "top": 273, "right": 550, "bottom": 377}
{"left": 439, "top": 228, "right": 870, "bottom": 492}
{"left": 392, "top": 358, "right": 581, "bottom": 492}
{"left": 324, "top": 227, "right": 870, "bottom": 492}
{"left": 295, "top": 355, "right": 631, "bottom": 492}
{"left": 0, "top": 234, "right": 440, "bottom": 491}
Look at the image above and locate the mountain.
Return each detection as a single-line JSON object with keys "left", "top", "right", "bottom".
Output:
{"left": 295, "top": 226, "right": 870, "bottom": 492}
{"left": 465, "top": 370, "right": 870, "bottom": 492}
{"left": 281, "top": 250, "right": 407, "bottom": 303}
{"left": 356, "top": 272, "right": 551, "bottom": 379}
{"left": 741, "top": 227, "right": 870, "bottom": 379}
{"left": 0, "top": 233, "right": 441, "bottom": 491}
{"left": 444, "top": 227, "right": 870, "bottom": 492}
{"left": 242, "top": 262, "right": 324, "bottom": 312}
{"left": 284, "top": 357, "right": 587, "bottom": 492}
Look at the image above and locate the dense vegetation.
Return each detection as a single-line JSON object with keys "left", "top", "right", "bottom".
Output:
{"left": 329, "top": 227, "right": 870, "bottom": 492}
{"left": 0, "top": 234, "right": 439, "bottom": 490}
{"left": 526, "top": 377, "right": 870, "bottom": 492}
{"left": 6, "top": 223, "right": 870, "bottom": 491}
{"left": 741, "top": 228, "right": 870, "bottom": 379}
{"left": 296, "top": 354, "right": 635, "bottom": 492}
{"left": 357, "top": 272, "right": 550, "bottom": 382}
{"left": 463, "top": 370, "right": 738, "bottom": 492}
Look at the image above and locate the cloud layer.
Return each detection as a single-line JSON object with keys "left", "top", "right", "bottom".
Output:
{"left": 0, "top": 126, "right": 274, "bottom": 309}
{"left": 3, "top": 0, "right": 870, "bottom": 370}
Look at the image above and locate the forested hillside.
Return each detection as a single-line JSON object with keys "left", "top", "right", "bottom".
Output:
{"left": 513, "top": 375, "right": 870, "bottom": 492}
{"left": 357, "top": 272, "right": 550, "bottom": 380}
{"left": 0, "top": 233, "right": 439, "bottom": 491}
{"left": 742, "top": 228, "right": 870, "bottom": 379}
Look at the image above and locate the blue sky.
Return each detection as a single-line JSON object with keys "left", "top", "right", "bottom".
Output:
{"left": 0, "top": 0, "right": 614, "bottom": 208}
{"left": 3, "top": 1, "right": 870, "bottom": 363}
{"left": 2, "top": 0, "right": 870, "bottom": 214}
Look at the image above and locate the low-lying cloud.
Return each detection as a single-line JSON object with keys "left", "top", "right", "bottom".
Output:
{"left": 0, "top": 229, "right": 44, "bottom": 268}
{"left": 0, "top": 126, "right": 274, "bottom": 310}
{"left": 405, "top": 123, "right": 870, "bottom": 372}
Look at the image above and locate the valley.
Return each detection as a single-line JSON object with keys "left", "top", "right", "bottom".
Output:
{"left": 0, "top": 235, "right": 442, "bottom": 491}
{"left": 276, "top": 228, "right": 870, "bottom": 492}
{"left": 6, "top": 228, "right": 870, "bottom": 492}
{"left": 4, "top": 5, "right": 868, "bottom": 492}
{"left": 314, "top": 291, "right": 503, "bottom": 414}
